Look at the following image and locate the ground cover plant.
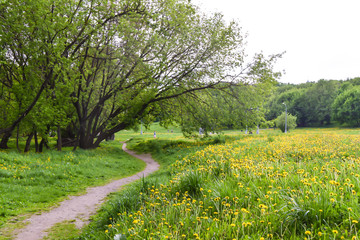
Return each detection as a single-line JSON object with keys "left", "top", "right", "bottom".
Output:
{"left": 0, "top": 140, "right": 145, "bottom": 235}
{"left": 80, "top": 128, "right": 360, "bottom": 239}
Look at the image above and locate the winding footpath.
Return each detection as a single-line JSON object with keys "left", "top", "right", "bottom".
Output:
{"left": 14, "top": 143, "right": 160, "bottom": 240}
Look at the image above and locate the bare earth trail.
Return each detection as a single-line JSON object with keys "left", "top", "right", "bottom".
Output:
{"left": 14, "top": 143, "right": 160, "bottom": 240}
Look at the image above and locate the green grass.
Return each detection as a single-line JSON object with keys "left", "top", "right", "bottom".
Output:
{"left": 116, "top": 122, "right": 184, "bottom": 143}
{"left": 0, "top": 140, "right": 145, "bottom": 239}
{"left": 43, "top": 221, "right": 81, "bottom": 240}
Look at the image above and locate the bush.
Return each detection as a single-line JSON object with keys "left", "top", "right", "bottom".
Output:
{"left": 275, "top": 112, "right": 297, "bottom": 132}
{"left": 260, "top": 120, "right": 275, "bottom": 129}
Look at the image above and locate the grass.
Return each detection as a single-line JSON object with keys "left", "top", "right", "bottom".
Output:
{"left": 75, "top": 128, "right": 360, "bottom": 240}
{"left": 43, "top": 221, "right": 81, "bottom": 240}
{"left": 0, "top": 140, "right": 145, "bottom": 239}
{"left": 116, "top": 122, "right": 184, "bottom": 143}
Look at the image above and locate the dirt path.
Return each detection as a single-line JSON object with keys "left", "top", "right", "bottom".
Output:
{"left": 14, "top": 143, "right": 159, "bottom": 240}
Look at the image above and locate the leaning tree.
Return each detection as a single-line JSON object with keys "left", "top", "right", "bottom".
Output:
{"left": 66, "top": 0, "right": 282, "bottom": 149}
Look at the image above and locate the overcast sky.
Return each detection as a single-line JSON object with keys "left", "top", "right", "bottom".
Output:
{"left": 192, "top": 0, "right": 360, "bottom": 84}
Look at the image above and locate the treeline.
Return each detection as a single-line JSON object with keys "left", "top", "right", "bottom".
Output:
{"left": 266, "top": 77, "right": 360, "bottom": 127}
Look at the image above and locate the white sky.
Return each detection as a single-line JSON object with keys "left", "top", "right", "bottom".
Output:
{"left": 192, "top": 0, "right": 360, "bottom": 84}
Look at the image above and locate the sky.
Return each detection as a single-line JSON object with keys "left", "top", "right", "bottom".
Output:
{"left": 192, "top": 0, "right": 360, "bottom": 84}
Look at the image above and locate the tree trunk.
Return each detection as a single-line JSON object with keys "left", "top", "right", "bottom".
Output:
{"left": 57, "top": 125, "right": 62, "bottom": 151}
{"left": 0, "top": 131, "right": 12, "bottom": 149}
{"left": 105, "top": 133, "right": 115, "bottom": 141}
{"left": 39, "top": 138, "right": 49, "bottom": 153}
{"left": 72, "top": 139, "right": 78, "bottom": 151}
{"left": 24, "top": 132, "right": 34, "bottom": 153}
{"left": 78, "top": 137, "right": 95, "bottom": 149}
{"left": 34, "top": 131, "right": 39, "bottom": 153}
{"left": 92, "top": 122, "right": 128, "bottom": 149}
{"left": 77, "top": 120, "right": 96, "bottom": 149}
{"left": 39, "top": 139, "right": 44, "bottom": 153}
{"left": 16, "top": 125, "right": 21, "bottom": 152}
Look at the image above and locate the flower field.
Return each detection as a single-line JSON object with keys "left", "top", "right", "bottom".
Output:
{"left": 103, "top": 131, "right": 360, "bottom": 239}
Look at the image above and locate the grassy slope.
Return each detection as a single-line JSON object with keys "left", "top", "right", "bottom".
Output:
{"left": 0, "top": 140, "right": 145, "bottom": 239}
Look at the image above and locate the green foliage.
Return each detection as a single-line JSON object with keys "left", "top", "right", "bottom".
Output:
{"left": 301, "top": 80, "right": 339, "bottom": 126}
{"left": 0, "top": 0, "right": 281, "bottom": 149}
{"left": 332, "top": 86, "right": 360, "bottom": 126}
{"left": 168, "top": 82, "right": 278, "bottom": 137}
{"left": 260, "top": 120, "right": 274, "bottom": 129}
{"left": 266, "top": 87, "right": 304, "bottom": 122}
{"left": 275, "top": 112, "right": 297, "bottom": 132}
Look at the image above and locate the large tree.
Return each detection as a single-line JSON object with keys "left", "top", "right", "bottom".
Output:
{"left": 0, "top": 0, "right": 145, "bottom": 148}
{"left": 301, "top": 80, "right": 339, "bottom": 125}
{"left": 65, "top": 0, "right": 282, "bottom": 148}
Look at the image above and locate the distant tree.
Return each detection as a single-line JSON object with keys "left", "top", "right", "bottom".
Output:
{"left": 159, "top": 60, "right": 280, "bottom": 137}
{"left": 266, "top": 88, "right": 304, "bottom": 121}
{"left": 275, "top": 112, "right": 297, "bottom": 133}
{"left": 337, "top": 81, "right": 353, "bottom": 94}
{"left": 304, "top": 80, "right": 339, "bottom": 125}
{"left": 332, "top": 87, "right": 360, "bottom": 127}
{"left": 289, "top": 80, "right": 339, "bottom": 126}
{"left": 349, "top": 77, "right": 360, "bottom": 86}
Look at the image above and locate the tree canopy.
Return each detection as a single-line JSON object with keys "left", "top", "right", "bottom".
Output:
{"left": 0, "top": 0, "right": 281, "bottom": 150}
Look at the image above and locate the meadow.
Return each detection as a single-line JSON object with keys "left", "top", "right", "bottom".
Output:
{"left": 79, "top": 128, "right": 360, "bottom": 240}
